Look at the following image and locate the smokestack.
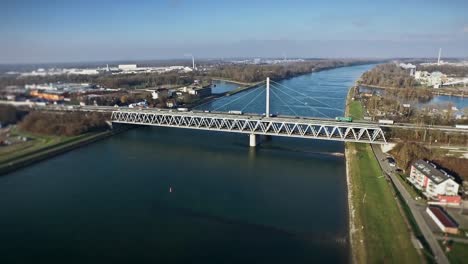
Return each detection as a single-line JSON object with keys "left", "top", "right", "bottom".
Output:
{"left": 437, "top": 48, "right": 442, "bottom": 65}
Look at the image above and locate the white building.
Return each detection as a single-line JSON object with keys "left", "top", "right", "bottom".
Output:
{"left": 118, "top": 64, "right": 138, "bottom": 71}
{"left": 414, "top": 71, "right": 446, "bottom": 88}
{"left": 399, "top": 63, "right": 416, "bottom": 70}
{"left": 429, "top": 71, "right": 444, "bottom": 88}
{"left": 68, "top": 69, "right": 99, "bottom": 75}
{"left": 408, "top": 160, "right": 459, "bottom": 199}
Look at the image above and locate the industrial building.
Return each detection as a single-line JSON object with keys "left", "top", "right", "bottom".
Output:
{"left": 30, "top": 90, "right": 65, "bottom": 101}
{"left": 414, "top": 71, "right": 447, "bottom": 88}
{"left": 408, "top": 160, "right": 460, "bottom": 200}
{"left": 426, "top": 206, "right": 459, "bottom": 235}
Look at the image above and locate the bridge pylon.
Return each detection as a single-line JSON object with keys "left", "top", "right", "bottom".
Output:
{"left": 266, "top": 77, "right": 270, "bottom": 117}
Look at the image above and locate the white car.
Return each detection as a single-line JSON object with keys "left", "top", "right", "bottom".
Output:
{"left": 386, "top": 157, "right": 396, "bottom": 167}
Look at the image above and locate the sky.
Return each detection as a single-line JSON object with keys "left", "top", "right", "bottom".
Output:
{"left": 1, "top": 0, "right": 468, "bottom": 63}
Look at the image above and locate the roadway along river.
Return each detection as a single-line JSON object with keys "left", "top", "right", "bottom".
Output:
{"left": 0, "top": 64, "right": 375, "bottom": 264}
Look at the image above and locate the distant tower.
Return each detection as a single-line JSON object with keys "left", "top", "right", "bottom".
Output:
{"left": 192, "top": 55, "right": 195, "bottom": 70}
{"left": 437, "top": 48, "right": 442, "bottom": 65}
{"left": 106, "top": 64, "right": 110, "bottom": 72}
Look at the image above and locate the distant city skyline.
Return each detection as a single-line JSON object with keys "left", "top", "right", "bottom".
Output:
{"left": 2, "top": 0, "right": 468, "bottom": 63}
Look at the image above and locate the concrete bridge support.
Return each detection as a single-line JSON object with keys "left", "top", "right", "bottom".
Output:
{"left": 249, "top": 134, "right": 258, "bottom": 147}
{"left": 249, "top": 135, "right": 272, "bottom": 147}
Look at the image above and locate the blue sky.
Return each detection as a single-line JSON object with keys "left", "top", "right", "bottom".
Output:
{"left": 1, "top": 0, "right": 468, "bottom": 63}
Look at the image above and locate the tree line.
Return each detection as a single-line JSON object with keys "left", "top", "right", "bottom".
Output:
{"left": 360, "top": 64, "right": 417, "bottom": 88}
{"left": 390, "top": 142, "right": 467, "bottom": 181}
{"left": 18, "top": 111, "right": 110, "bottom": 136}
{"left": 0, "top": 60, "right": 376, "bottom": 90}
{"left": 417, "top": 65, "right": 468, "bottom": 77}
{"left": 205, "top": 60, "right": 374, "bottom": 83}
{"left": 0, "top": 72, "right": 196, "bottom": 90}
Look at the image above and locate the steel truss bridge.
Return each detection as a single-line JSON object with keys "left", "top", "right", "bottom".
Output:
{"left": 109, "top": 77, "right": 389, "bottom": 146}
{"left": 37, "top": 77, "right": 466, "bottom": 146}
{"left": 111, "top": 110, "right": 387, "bottom": 145}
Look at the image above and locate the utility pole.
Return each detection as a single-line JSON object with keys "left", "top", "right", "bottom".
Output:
{"left": 266, "top": 77, "right": 270, "bottom": 117}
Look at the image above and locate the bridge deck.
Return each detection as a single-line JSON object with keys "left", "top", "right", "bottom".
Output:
{"left": 111, "top": 110, "right": 388, "bottom": 144}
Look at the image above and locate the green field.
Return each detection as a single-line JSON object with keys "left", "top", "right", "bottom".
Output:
{"left": 0, "top": 128, "right": 93, "bottom": 163}
{"left": 395, "top": 173, "right": 423, "bottom": 200}
{"left": 347, "top": 143, "right": 421, "bottom": 263}
{"left": 346, "top": 87, "right": 420, "bottom": 263}
{"left": 445, "top": 242, "right": 468, "bottom": 264}
{"left": 348, "top": 99, "right": 364, "bottom": 120}
{"left": 0, "top": 128, "right": 111, "bottom": 174}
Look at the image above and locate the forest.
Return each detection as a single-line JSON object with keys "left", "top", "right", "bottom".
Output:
{"left": 18, "top": 112, "right": 110, "bottom": 136}
{"left": 360, "top": 64, "right": 417, "bottom": 88}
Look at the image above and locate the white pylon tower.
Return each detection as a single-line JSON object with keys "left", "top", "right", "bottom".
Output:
{"left": 438, "top": 48, "right": 442, "bottom": 65}
{"left": 266, "top": 77, "right": 270, "bottom": 117}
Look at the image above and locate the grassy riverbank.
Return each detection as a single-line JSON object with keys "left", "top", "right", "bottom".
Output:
{"left": 443, "top": 242, "right": 468, "bottom": 264}
{"left": 0, "top": 128, "right": 115, "bottom": 175}
{"left": 345, "top": 87, "right": 420, "bottom": 263}
{"left": 210, "top": 77, "right": 258, "bottom": 86}
{"left": 225, "top": 81, "right": 264, "bottom": 96}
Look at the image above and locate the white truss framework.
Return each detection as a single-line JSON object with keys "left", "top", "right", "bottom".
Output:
{"left": 111, "top": 111, "right": 387, "bottom": 144}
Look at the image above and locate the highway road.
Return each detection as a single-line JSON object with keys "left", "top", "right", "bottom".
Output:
{"left": 371, "top": 145, "right": 449, "bottom": 264}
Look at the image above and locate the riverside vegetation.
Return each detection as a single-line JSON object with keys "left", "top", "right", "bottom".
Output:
{"left": 345, "top": 87, "right": 420, "bottom": 263}
{"left": 0, "top": 110, "right": 112, "bottom": 175}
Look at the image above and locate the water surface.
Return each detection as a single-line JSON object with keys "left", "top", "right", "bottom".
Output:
{"left": 360, "top": 86, "right": 467, "bottom": 110}
{"left": 211, "top": 80, "right": 239, "bottom": 94}
{"left": 0, "top": 64, "right": 375, "bottom": 264}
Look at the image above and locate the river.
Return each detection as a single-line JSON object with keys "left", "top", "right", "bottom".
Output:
{"left": 210, "top": 80, "right": 239, "bottom": 94}
{"left": 0, "top": 64, "right": 375, "bottom": 264}
{"left": 360, "top": 86, "right": 468, "bottom": 110}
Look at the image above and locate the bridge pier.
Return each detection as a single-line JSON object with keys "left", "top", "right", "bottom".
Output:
{"left": 249, "top": 134, "right": 258, "bottom": 147}
{"left": 249, "top": 135, "right": 272, "bottom": 147}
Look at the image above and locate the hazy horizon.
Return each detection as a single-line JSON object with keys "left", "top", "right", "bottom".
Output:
{"left": 2, "top": 0, "right": 468, "bottom": 64}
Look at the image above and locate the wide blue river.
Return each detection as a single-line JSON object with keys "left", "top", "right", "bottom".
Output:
{"left": 0, "top": 64, "right": 375, "bottom": 264}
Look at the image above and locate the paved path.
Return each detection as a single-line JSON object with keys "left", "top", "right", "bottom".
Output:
{"left": 371, "top": 145, "right": 449, "bottom": 264}
{"left": 435, "top": 235, "right": 468, "bottom": 244}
